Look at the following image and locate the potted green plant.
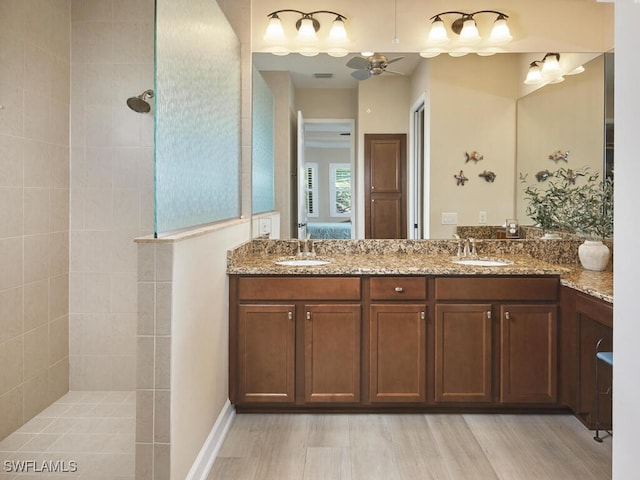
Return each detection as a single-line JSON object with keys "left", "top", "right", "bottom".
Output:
{"left": 565, "top": 172, "right": 614, "bottom": 271}
{"left": 519, "top": 168, "right": 577, "bottom": 239}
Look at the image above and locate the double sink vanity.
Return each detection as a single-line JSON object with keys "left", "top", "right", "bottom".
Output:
{"left": 227, "top": 235, "right": 613, "bottom": 431}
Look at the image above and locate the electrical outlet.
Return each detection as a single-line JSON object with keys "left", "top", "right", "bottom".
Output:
{"left": 479, "top": 211, "right": 487, "bottom": 224}
{"left": 441, "top": 212, "right": 458, "bottom": 225}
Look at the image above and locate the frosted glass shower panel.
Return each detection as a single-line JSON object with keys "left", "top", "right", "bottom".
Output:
{"left": 252, "top": 68, "right": 275, "bottom": 214}
{"left": 155, "top": 0, "right": 241, "bottom": 234}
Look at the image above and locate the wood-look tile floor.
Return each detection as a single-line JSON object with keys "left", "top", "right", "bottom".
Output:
{"left": 209, "top": 414, "right": 611, "bottom": 480}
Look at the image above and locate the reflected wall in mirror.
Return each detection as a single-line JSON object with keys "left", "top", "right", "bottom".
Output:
{"left": 253, "top": 52, "right": 612, "bottom": 239}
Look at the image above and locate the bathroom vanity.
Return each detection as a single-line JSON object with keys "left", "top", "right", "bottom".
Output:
{"left": 227, "top": 238, "right": 612, "bottom": 421}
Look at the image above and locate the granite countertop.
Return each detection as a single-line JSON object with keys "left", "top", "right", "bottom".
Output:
{"left": 227, "top": 239, "right": 613, "bottom": 304}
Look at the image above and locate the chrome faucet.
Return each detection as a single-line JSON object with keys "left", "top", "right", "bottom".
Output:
{"left": 452, "top": 234, "right": 462, "bottom": 257}
{"left": 463, "top": 239, "right": 470, "bottom": 257}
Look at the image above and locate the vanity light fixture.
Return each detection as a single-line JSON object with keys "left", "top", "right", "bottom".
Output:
{"left": 263, "top": 9, "right": 350, "bottom": 57}
{"left": 523, "top": 53, "right": 582, "bottom": 86}
{"left": 421, "top": 10, "right": 512, "bottom": 58}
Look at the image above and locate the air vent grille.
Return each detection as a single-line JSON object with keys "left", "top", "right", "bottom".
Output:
{"left": 313, "top": 73, "right": 334, "bottom": 79}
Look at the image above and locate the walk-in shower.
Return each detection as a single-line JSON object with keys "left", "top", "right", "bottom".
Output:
{"left": 127, "top": 89, "right": 155, "bottom": 113}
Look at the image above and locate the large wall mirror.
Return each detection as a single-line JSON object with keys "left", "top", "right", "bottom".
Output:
{"left": 252, "top": 51, "right": 613, "bottom": 240}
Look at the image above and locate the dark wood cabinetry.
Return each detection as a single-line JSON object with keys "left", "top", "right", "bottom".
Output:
{"left": 434, "top": 277, "right": 559, "bottom": 405}
{"left": 230, "top": 274, "right": 578, "bottom": 413}
{"left": 560, "top": 287, "right": 613, "bottom": 430}
{"left": 304, "top": 304, "right": 361, "bottom": 403}
{"left": 237, "top": 304, "right": 295, "bottom": 403}
{"left": 434, "top": 304, "right": 493, "bottom": 402}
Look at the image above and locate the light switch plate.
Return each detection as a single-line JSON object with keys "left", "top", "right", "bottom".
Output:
{"left": 479, "top": 211, "right": 487, "bottom": 224}
{"left": 441, "top": 212, "right": 458, "bottom": 225}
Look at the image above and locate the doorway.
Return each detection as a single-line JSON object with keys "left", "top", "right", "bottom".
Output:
{"left": 364, "top": 134, "right": 407, "bottom": 239}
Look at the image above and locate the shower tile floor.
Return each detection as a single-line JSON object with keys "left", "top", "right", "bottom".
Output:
{"left": 0, "top": 391, "right": 135, "bottom": 479}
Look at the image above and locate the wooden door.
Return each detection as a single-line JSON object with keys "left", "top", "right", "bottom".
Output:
{"left": 364, "top": 134, "right": 407, "bottom": 238}
{"left": 369, "top": 304, "right": 426, "bottom": 403}
{"left": 434, "top": 304, "right": 493, "bottom": 402}
{"left": 237, "top": 304, "right": 295, "bottom": 403}
{"left": 500, "top": 305, "right": 558, "bottom": 403}
{"left": 304, "top": 304, "right": 361, "bottom": 403}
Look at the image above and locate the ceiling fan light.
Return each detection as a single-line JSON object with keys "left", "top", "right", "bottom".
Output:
{"left": 263, "top": 15, "right": 286, "bottom": 44}
{"left": 297, "top": 17, "right": 318, "bottom": 42}
{"left": 524, "top": 63, "right": 543, "bottom": 84}
{"left": 427, "top": 16, "right": 449, "bottom": 46}
{"left": 459, "top": 18, "right": 481, "bottom": 45}
{"left": 488, "top": 15, "right": 512, "bottom": 45}
{"left": 328, "top": 17, "right": 349, "bottom": 44}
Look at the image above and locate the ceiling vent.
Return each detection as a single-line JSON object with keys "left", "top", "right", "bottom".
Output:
{"left": 313, "top": 73, "right": 334, "bottom": 79}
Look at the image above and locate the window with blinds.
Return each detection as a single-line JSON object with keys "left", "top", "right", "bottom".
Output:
{"left": 330, "top": 163, "right": 352, "bottom": 217}
{"left": 305, "top": 163, "right": 318, "bottom": 217}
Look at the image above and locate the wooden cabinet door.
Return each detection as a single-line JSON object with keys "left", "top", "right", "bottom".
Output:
{"left": 304, "top": 304, "right": 361, "bottom": 403}
{"left": 434, "top": 304, "right": 493, "bottom": 402}
{"left": 500, "top": 305, "right": 558, "bottom": 403}
{"left": 237, "top": 305, "right": 295, "bottom": 403}
{"left": 370, "top": 304, "right": 426, "bottom": 403}
{"left": 576, "top": 295, "right": 613, "bottom": 429}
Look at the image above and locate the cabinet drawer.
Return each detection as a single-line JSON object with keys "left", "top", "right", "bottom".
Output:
{"left": 435, "top": 276, "right": 558, "bottom": 301}
{"left": 369, "top": 277, "right": 427, "bottom": 300}
{"left": 238, "top": 276, "right": 361, "bottom": 301}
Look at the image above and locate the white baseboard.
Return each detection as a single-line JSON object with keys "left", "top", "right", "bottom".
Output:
{"left": 185, "top": 399, "right": 236, "bottom": 480}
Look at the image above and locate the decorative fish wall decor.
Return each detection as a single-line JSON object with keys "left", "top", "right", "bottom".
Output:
{"left": 465, "top": 151, "right": 483, "bottom": 163}
{"left": 454, "top": 170, "right": 468, "bottom": 186}
{"left": 548, "top": 150, "right": 569, "bottom": 163}
{"left": 478, "top": 170, "right": 496, "bottom": 182}
{"left": 535, "top": 169, "right": 552, "bottom": 182}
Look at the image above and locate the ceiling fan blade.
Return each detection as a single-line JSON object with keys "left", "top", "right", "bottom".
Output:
{"left": 386, "top": 56, "right": 406, "bottom": 65}
{"left": 385, "top": 69, "right": 405, "bottom": 76}
{"left": 346, "top": 56, "right": 370, "bottom": 70}
{"left": 351, "top": 69, "right": 371, "bottom": 80}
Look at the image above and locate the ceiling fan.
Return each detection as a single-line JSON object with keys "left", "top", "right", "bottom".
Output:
{"left": 346, "top": 53, "right": 406, "bottom": 81}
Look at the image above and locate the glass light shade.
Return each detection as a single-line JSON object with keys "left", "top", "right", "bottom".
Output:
{"left": 488, "top": 17, "right": 512, "bottom": 45}
{"left": 566, "top": 65, "right": 585, "bottom": 75}
{"left": 266, "top": 46, "right": 290, "bottom": 56}
{"left": 298, "top": 46, "right": 320, "bottom": 57}
{"left": 449, "top": 47, "right": 471, "bottom": 57}
{"left": 458, "top": 19, "right": 481, "bottom": 45}
{"left": 547, "top": 76, "right": 565, "bottom": 84}
{"left": 427, "top": 17, "right": 449, "bottom": 45}
{"left": 542, "top": 54, "right": 561, "bottom": 75}
{"left": 263, "top": 16, "right": 286, "bottom": 44}
{"left": 327, "top": 47, "right": 349, "bottom": 57}
{"left": 419, "top": 48, "right": 443, "bottom": 58}
{"left": 297, "top": 17, "right": 318, "bottom": 42}
{"left": 524, "top": 64, "right": 543, "bottom": 84}
{"left": 328, "top": 17, "right": 349, "bottom": 44}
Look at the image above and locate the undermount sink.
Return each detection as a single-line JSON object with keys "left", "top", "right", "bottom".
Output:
{"left": 450, "top": 257, "right": 513, "bottom": 267}
{"left": 274, "top": 258, "right": 331, "bottom": 267}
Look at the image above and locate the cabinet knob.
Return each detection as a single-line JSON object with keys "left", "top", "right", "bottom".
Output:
{"left": 420, "top": 311, "right": 425, "bottom": 320}
{"left": 505, "top": 311, "right": 511, "bottom": 320}
{"left": 394, "top": 287, "right": 404, "bottom": 292}
{"left": 487, "top": 311, "right": 492, "bottom": 319}
{"left": 288, "top": 311, "right": 293, "bottom": 320}
{"left": 306, "top": 311, "right": 311, "bottom": 320}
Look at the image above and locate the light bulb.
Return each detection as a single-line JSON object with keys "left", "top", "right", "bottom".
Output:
{"left": 488, "top": 15, "right": 512, "bottom": 45}
{"left": 427, "top": 16, "right": 449, "bottom": 46}
{"left": 459, "top": 18, "right": 481, "bottom": 45}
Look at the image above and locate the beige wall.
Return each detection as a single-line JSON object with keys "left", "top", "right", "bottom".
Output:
{"left": 261, "top": 71, "right": 295, "bottom": 239}
{"left": 295, "top": 88, "right": 357, "bottom": 119}
{"left": 68, "top": 0, "right": 155, "bottom": 390}
{"left": 356, "top": 76, "right": 411, "bottom": 238}
{"left": 428, "top": 54, "right": 519, "bottom": 239}
{"left": 516, "top": 54, "right": 606, "bottom": 223}
{"left": 0, "top": 0, "right": 71, "bottom": 439}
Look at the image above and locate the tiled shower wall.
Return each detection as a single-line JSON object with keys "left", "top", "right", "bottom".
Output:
{"left": 68, "top": 0, "right": 155, "bottom": 390}
{"left": 0, "top": 0, "right": 71, "bottom": 439}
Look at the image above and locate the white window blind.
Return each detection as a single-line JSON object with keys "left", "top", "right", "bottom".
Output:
{"left": 305, "top": 163, "right": 318, "bottom": 218}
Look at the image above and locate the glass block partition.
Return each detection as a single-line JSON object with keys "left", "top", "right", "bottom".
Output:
{"left": 252, "top": 68, "right": 275, "bottom": 214}
{"left": 154, "top": 0, "right": 241, "bottom": 235}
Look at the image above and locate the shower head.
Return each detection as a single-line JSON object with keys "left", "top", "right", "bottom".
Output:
{"left": 126, "top": 89, "right": 154, "bottom": 113}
